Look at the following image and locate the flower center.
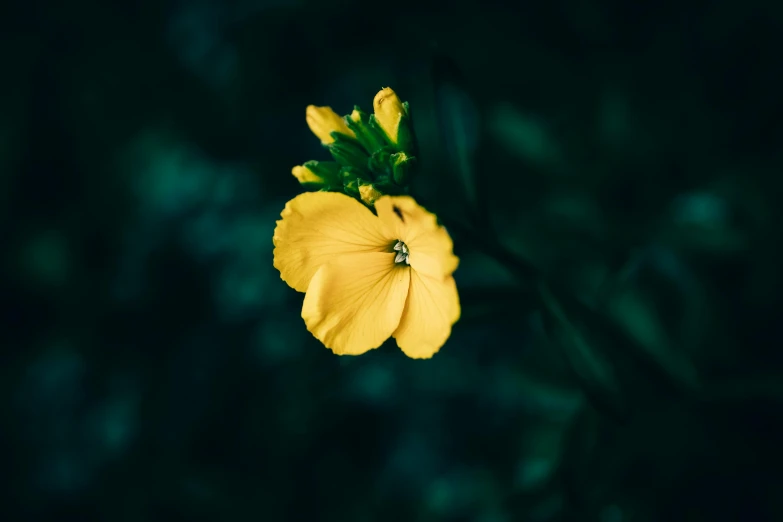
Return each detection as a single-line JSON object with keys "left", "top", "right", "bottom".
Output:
{"left": 393, "top": 240, "right": 410, "bottom": 265}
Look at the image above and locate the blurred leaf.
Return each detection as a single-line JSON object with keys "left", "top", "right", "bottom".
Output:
{"left": 538, "top": 282, "right": 627, "bottom": 419}
{"left": 431, "top": 55, "right": 480, "bottom": 209}
{"left": 659, "top": 191, "right": 749, "bottom": 254}
{"left": 537, "top": 279, "right": 700, "bottom": 419}
{"left": 489, "top": 104, "right": 563, "bottom": 170}
{"left": 606, "top": 287, "right": 700, "bottom": 391}
{"left": 599, "top": 245, "right": 704, "bottom": 388}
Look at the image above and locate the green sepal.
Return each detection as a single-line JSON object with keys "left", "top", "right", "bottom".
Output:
{"left": 341, "top": 167, "right": 375, "bottom": 197}
{"left": 318, "top": 186, "right": 343, "bottom": 193}
{"left": 368, "top": 114, "right": 391, "bottom": 148}
{"left": 293, "top": 160, "right": 342, "bottom": 191}
{"left": 343, "top": 178, "right": 360, "bottom": 197}
{"left": 327, "top": 133, "right": 371, "bottom": 172}
{"left": 390, "top": 152, "right": 416, "bottom": 186}
{"left": 331, "top": 144, "right": 368, "bottom": 170}
{"left": 368, "top": 147, "right": 394, "bottom": 177}
{"left": 394, "top": 113, "right": 415, "bottom": 154}
{"left": 369, "top": 112, "right": 415, "bottom": 154}
{"left": 344, "top": 107, "right": 387, "bottom": 155}
{"left": 400, "top": 101, "right": 417, "bottom": 155}
{"left": 372, "top": 179, "right": 406, "bottom": 196}
{"left": 339, "top": 166, "right": 364, "bottom": 185}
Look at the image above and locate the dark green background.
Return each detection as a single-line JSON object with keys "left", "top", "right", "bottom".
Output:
{"left": 4, "top": 1, "right": 783, "bottom": 520}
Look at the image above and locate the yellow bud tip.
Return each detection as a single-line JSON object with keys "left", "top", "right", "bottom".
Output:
{"left": 359, "top": 184, "right": 383, "bottom": 205}
{"left": 292, "top": 165, "right": 322, "bottom": 184}
{"left": 373, "top": 87, "right": 405, "bottom": 144}
{"left": 392, "top": 152, "right": 409, "bottom": 165}
{"left": 350, "top": 109, "right": 362, "bottom": 123}
{"left": 306, "top": 105, "right": 356, "bottom": 145}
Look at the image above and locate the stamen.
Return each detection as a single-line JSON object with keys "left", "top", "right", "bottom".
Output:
{"left": 393, "top": 240, "right": 410, "bottom": 265}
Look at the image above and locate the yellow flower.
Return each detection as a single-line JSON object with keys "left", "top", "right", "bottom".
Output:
{"left": 273, "top": 192, "right": 460, "bottom": 358}
{"left": 373, "top": 87, "right": 405, "bottom": 144}
{"left": 306, "top": 105, "right": 356, "bottom": 145}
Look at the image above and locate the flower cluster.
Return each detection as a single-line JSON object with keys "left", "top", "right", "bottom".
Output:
{"left": 273, "top": 88, "right": 460, "bottom": 359}
{"left": 291, "top": 87, "right": 416, "bottom": 206}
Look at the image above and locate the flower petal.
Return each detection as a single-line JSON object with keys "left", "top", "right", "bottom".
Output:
{"left": 273, "top": 192, "right": 391, "bottom": 292}
{"left": 302, "top": 253, "right": 410, "bottom": 355}
{"left": 306, "top": 105, "right": 356, "bottom": 144}
{"left": 373, "top": 87, "right": 404, "bottom": 144}
{"left": 376, "top": 196, "right": 459, "bottom": 279}
{"left": 394, "top": 272, "right": 460, "bottom": 359}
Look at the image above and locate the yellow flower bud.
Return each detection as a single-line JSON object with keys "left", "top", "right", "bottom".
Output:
{"left": 349, "top": 109, "right": 362, "bottom": 123}
{"left": 373, "top": 87, "right": 405, "bottom": 144}
{"left": 291, "top": 165, "right": 323, "bottom": 184}
{"left": 306, "top": 105, "right": 356, "bottom": 145}
{"left": 359, "top": 184, "right": 383, "bottom": 206}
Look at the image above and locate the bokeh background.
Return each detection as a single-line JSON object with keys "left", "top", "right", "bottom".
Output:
{"left": 4, "top": 0, "right": 783, "bottom": 520}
